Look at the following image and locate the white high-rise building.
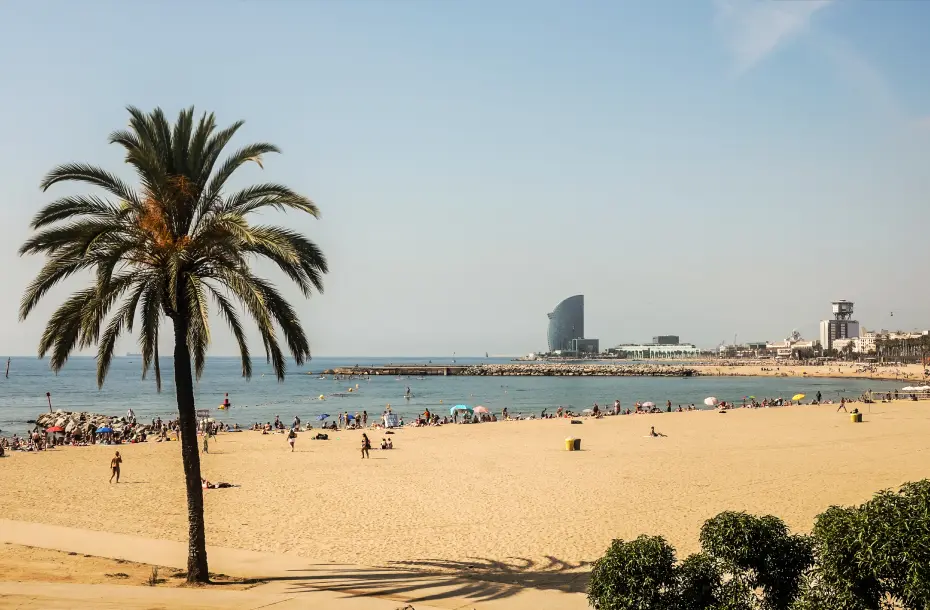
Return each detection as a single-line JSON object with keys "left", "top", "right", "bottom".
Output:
{"left": 819, "top": 300, "right": 860, "bottom": 351}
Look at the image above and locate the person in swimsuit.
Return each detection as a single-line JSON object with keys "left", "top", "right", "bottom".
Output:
{"left": 287, "top": 427, "right": 297, "bottom": 452}
{"left": 650, "top": 426, "right": 666, "bottom": 438}
{"left": 109, "top": 451, "right": 122, "bottom": 483}
{"left": 361, "top": 433, "right": 371, "bottom": 459}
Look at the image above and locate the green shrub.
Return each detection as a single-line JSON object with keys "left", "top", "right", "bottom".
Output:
{"left": 587, "top": 480, "right": 930, "bottom": 610}
{"left": 699, "top": 511, "right": 813, "bottom": 610}
{"left": 803, "top": 480, "right": 930, "bottom": 609}
{"left": 587, "top": 535, "right": 677, "bottom": 610}
{"left": 674, "top": 552, "right": 754, "bottom": 610}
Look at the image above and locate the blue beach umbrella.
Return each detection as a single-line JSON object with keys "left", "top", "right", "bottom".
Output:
{"left": 450, "top": 404, "right": 473, "bottom": 415}
{"left": 316, "top": 414, "right": 330, "bottom": 421}
{"left": 96, "top": 426, "right": 113, "bottom": 433}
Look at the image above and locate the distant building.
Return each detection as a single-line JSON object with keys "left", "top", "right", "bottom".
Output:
{"left": 611, "top": 343, "right": 698, "bottom": 358}
{"left": 571, "top": 338, "right": 600, "bottom": 355}
{"left": 547, "top": 295, "right": 584, "bottom": 353}
{"left": 819, "top": 300, "right": 860, "bottom": 351}
{"left": 547, "top": 295, "right": 599, "bottom": 354}
{"left": 652, "top": 335, "right": 680, "bottom": 345}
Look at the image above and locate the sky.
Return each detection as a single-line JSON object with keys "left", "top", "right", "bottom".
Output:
{"left": 1, "top": 0, "right": 929, "bottom": 358}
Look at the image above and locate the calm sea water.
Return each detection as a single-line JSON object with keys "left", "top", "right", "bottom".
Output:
{"left": 0, "top": 356, "right": 886, "bottom": 432}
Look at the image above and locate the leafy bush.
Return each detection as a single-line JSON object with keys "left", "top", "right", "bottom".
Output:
{"left": 801, "top": 480, "right": 930, "bottom": 609}
{"left": 674, "top": 552, "right": 754, "bottom": 610}
{"left": 700, "top": 511, "right": 813, "bottom": 610}
{"left": 587, "top": 535, "right": 677, "bottom": 610}
{"left": 587, "top": 480, "right": 930, "bottom": 610}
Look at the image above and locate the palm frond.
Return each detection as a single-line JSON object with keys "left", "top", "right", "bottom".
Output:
{"left": 78, "top": 273, "right": 138, "bottom": 349}
{"left": 196, "top": 120, "right": 245, "bottom": 188}
{"left": 18, "top": 219, "right": 130, "bottom": 257}
{"left": 245, "top": 225, "right": 328, "bottom": 295}
{"left": 185, "top": 275, "right": 211, "bottom": 380}
{"left": 97, "top": 286, "right": 146, "bottom": 386}
{"left": 30, "top": 194, "right": 122, "bottom": 230}
{"left": 171, "top": 107, "right": 195, "bottom": 176}
{"left": 218, "top": 268, "right": 287, "bottom": 378}
{"left": 203, "top": 143, "right": 279, "bottom": 203}
{"left": 20, "top": 253, "right": 93, "bottom": 321}
{"left": 222, "top": 183, "right": 319, "bottom": 217}
{"left": 39, "top": 163, "right": 140, "bottom": 206}
{"left": 38, "top": 289, "right": 96, "bottom": 372}
{"left": 206, "top": 284, "right": 252, "bottom": 378}
{"left": 139, "top": 284, "right": 163, "bottom": 391}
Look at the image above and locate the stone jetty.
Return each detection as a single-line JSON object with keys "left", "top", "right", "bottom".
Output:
{"left": 323, "top": 363, "right": 696, "bottom": 377}
{"left": 34, "top": 410, "right": 150, "bottom": 439}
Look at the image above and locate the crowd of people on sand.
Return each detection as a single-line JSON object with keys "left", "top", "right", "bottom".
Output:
{"left": 5, "top": 379, "right": 924, "bottom": 460}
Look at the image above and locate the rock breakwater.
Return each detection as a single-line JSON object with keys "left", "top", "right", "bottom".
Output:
{"left": 460, "top": 363, "right": 696, "bottom": 376}
{"left": 34, "top": 410, "right": 151, "bottom": 439}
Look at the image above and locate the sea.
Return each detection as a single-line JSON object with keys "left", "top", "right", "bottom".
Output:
{"left": 0, "top": 356, "right": 889, "bottom": 433}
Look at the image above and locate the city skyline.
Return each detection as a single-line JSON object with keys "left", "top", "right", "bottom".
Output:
{"left": 1, "top": 1, "right": 929, "bottom": 358}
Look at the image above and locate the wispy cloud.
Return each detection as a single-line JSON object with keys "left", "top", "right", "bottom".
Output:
{"left": 715, "top": 0, "right": 930, "bottom": 134}
{"left": 715, "top": 0, "right": 834, "bottom": 74}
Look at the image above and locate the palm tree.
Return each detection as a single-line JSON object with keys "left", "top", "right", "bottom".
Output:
{"left": 18, "top": 106, "right": 327, "bottom": 582}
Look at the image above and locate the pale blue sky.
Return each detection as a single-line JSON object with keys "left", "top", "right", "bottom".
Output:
{"left": 1, "top": 0, "right": 928, "bottom": 357}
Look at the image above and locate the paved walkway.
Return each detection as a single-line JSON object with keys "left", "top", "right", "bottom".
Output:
{"left": 0, "top": 519, "right": 587, "bottom": 610}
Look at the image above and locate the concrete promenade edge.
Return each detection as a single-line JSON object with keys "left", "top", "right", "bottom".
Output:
{"left": 0, "top": 519, "right": 587, "bottom": 610}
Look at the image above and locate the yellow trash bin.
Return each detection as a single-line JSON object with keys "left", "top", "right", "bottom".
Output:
{"left": 573, "top": 438, "right": 582, "bottom": 451}
{"left": 565, "top": 437, "right": 575, "bottom": 451}
{"left": 850, "top": 413, "right": 862, "bottom": 423}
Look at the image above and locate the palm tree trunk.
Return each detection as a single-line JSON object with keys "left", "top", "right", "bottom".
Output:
{"left": 172, "top": 311, "right": 209, "bottom": 583}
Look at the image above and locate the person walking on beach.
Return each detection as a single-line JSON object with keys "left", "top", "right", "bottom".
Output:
{"left": 287, "top": 427, "right": 297, "bottom": 452}
{"left": 837, "top": 397, "right": 847, "bottom": 413}
{"left": 109, "top": 451, "right": 122, "bottom": 483}
{"left": 816, "top": 391, "right": 822, "bottom": 404}
{"left": 361, "top": 433, "right": 371, "bottom": 459}
{"left": 362, "top": 411, "right": 368, "bottom": 427}
{"left": 338, "top": 412, "right": 345, "bottom": 429}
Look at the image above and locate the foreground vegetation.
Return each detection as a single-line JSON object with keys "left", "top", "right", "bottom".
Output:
{"left": 588, "top": 480, "right": 930, "bottom": 609}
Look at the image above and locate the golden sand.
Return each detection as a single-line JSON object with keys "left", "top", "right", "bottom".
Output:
{"left": 1, "top": 401, "right": 928, "bottom": 570}
{"left": 0, "top": 544, "right": 257, "bottom": 590}
{"left": 691, "top": 362, "right": 926, "bottom": 381}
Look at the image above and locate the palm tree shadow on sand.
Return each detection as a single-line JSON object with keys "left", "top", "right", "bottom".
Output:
{"left": 276, "top": 555, "right": 591, "bottom": 604}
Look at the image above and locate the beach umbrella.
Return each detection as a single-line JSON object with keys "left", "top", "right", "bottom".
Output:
{"left": 96, "top": 426, "right": 112, "bottom": 433}
{"left": 901, "top": 386, "right": 915, "bottom": 391}
{"left": 450, "top": 405, "right": 473, "bottom": 415}
{"left": 704, "top": 397, "right": 719, "bottom": 407}
{"left": 642, "top": 402, "right": 655, "bottom": 408}
{"left": 316, "top": 414, "right": 330, "bottom": 421}
{"left": 474, "top": 406, "right": 490, "bottom": 415}
{"left": 792, "top": 394, "right": 805, "bottom": 401}
{"left": 46, "top": 426, "right": 64, "bottom": 433}
{"left": 581, "top": 408, "right": 594, "bottom": 415}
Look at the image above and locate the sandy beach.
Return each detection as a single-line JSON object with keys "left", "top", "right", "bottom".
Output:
{"left": 691, "top": 362, "right": 927, "bottom": 382}
{"left": 2, "top": 400, "right": 928, "bottom": 586}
